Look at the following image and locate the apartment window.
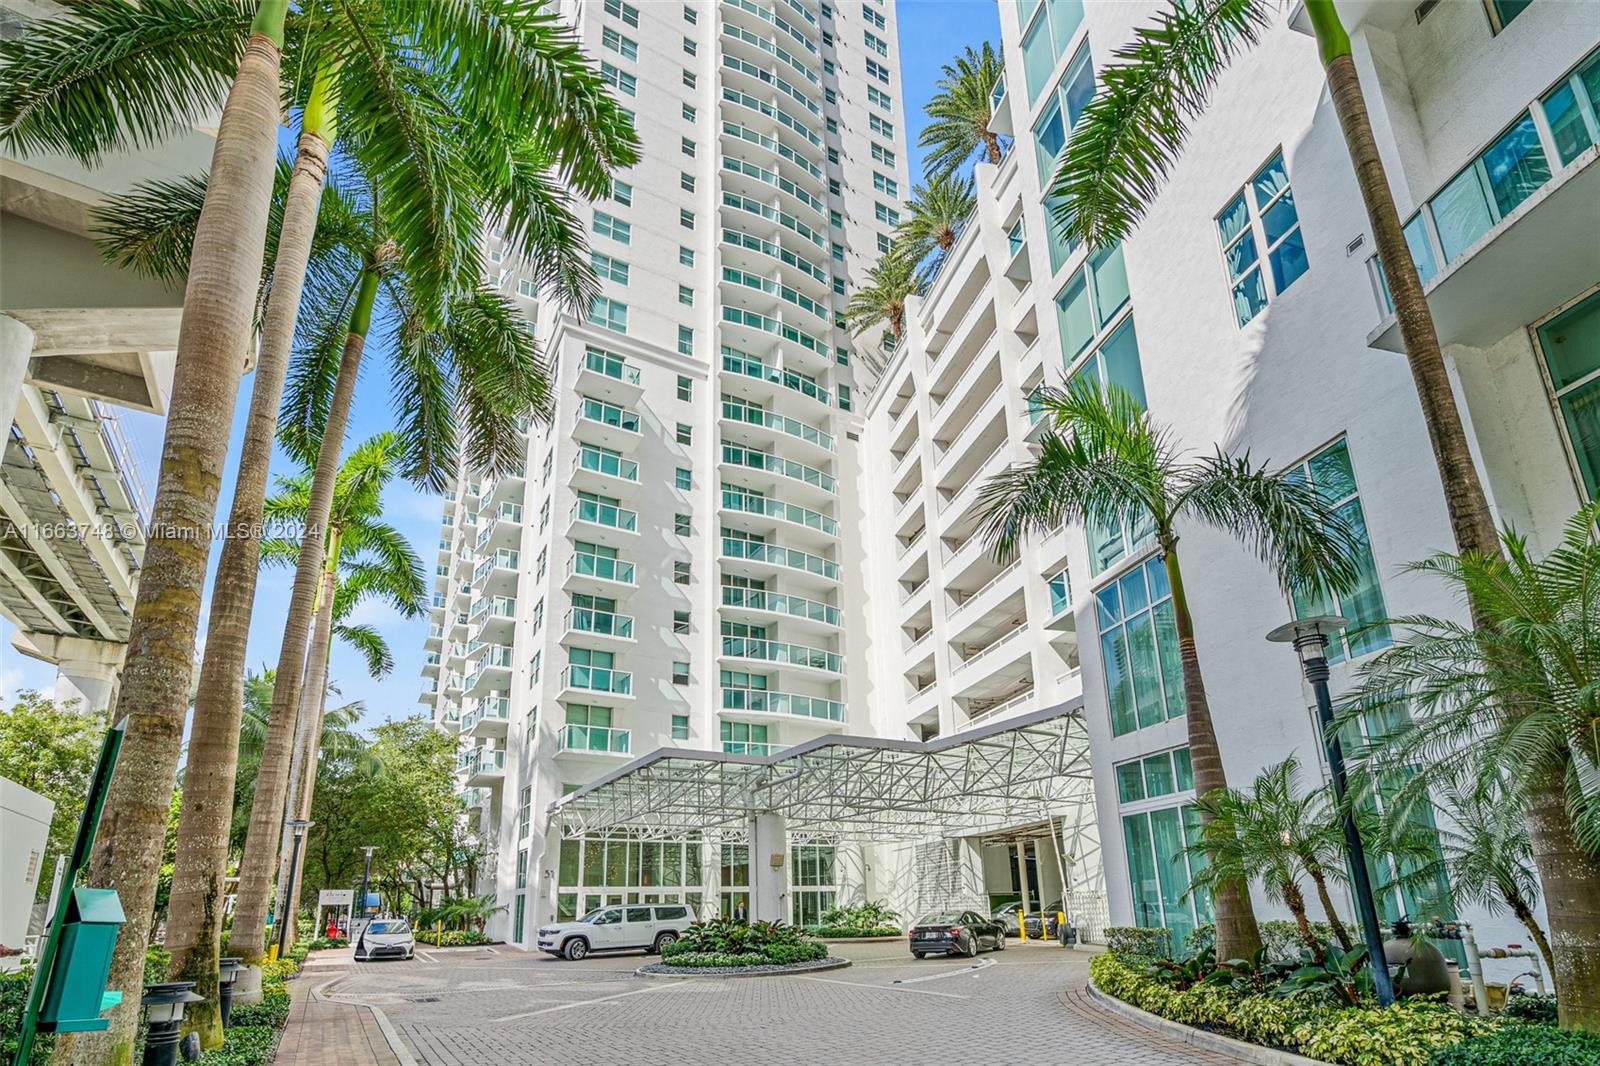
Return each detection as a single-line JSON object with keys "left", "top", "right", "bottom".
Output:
{"left": 683, "top": 35, "right": 697, "bottom": 56}
{"left": 831, "top": 242, "right": 845, "bottom": 262}
{"left": 593, "top": 210, "right": 631, "bottom": 245}
{"left": 874, "top": 202, "right": 899, "bottom": 225}
{"left": 674, "top": 560, "right": 692, "bottom": 585}
{"left": 865, "top": 59, "right": 890, "bottom": 84}
{"left": 869, "top": 114, "right": 894, "bottom": 140}
{"left": 836, "top": 346, "right": 849, "bottom": 365}
{"left": 678, "top": 325, "right": 694, "bottom": 355}
{"left": 530, "top": 651, "right": 541, "bottom": 684}
{"left": 676, "top": 424, "right": 693, "bottom": 446}
{"left": 516, "top": 277, "right": 536, "bottom": 299}
{"left": 672, "top": 661, "right": 691, "bottom": 685}
{"left": 678, "top": 284, "right": 695, "bottom": 306}
{"left": 671, "top": 714, "right": 690, "bottom": 740}
{"left": 611, "top": 180, "right": 633, "bottom": 206}
{"left": 602, "top": 27, "right": 637, "bottom": 59}
{"left": 1536, "top": 289, "right": 1600, "bottom": 499}
{"left": 1542, "top": 49, "right": 1600, "bottom": 166}
{"left": 674, "top": 513, "right": 692, "bottom": 537}
{"left": 542, "top": 451, "right": 553, "bottom": 481}
{"left": 679, "top": 246, "right": 695, "bottom": 266}
{"left": 868, "top": 85, "right": 891, "bottom": 111}
{"left": 871, "top": 143, "right": 895, "bottom": 166}
{"left": 600, "top": 62, "right": 637, "bottom": 97}
{"left": 862, "top": 3, "right": 885, "bottom": 28}
{"left": 680, "top": 208, "right": 695, "bottom": 229}
{"left": 518, "top": 785, "right": 532, "bottom": 841}
{"left": 590, "top": 296, "right": 628, "bottom": 333}
{"left": 683, "top": 3, "right": 697, "bottom": 23}
{"left": 1095, "top": 554, "right": 1184, "bottom": 737}
{"left": 1115, "top": 747, "right": 1193, "bottom": 803}
{"left": 827, "top": 147, "right": 839, "bottom": 165}
{"left": 682, "top": 102, "right": 697, "bottom": 122}
{"left": 488, "top": 245, "right": 503, "bottom": 264}
{"left": 676, "top": 374, "right": 693, "bottom": 401}
{"left": 838, "top": 384, "right": 852, "bottom": 412}
{"left": 675, "top": 467, "right": 692, "bottom": 492}
{"left": 876, "top": 233, "right": 891, "bottom": 254}
{"left": 1485, "top": 0, "right": 1531, "bottom": 32}
{"left": 604, "top": 0, "right": 639, "bottom": 26}
{"left": 872, "top": 170, "right": 897, "bottom": 195}
{"left": 1057, "top": 242, "right": 1131, "bottom": 358}
{"left": 863, "top": 30, "right": 887, "bottom": 56}
{"left": 591, "top": 251, "right": 629, "bottom": 284}
{"left": 820, "top": 1, "right": 832, "bottom": 18}
{"left": 680, "top": 171, "right": 696, "bottom": 192}
{"left": 832, "top": 278, "right": 845, "bottom": 295}
{"left": 828, "top": 178, "right": 841, "bottom": 197}
{"left": 1216, "top": 150, "right": 1307, "bottom": 326}
{"left": 830, "top": 209, "right": 843, "bottom": 229}
{"left": 1020, "top": 0, "right": 1085, "bottom": 102}
{"left": 822, "top": 30, "right": 834, "bottom": 47}
{"left": 537, "top": 547, "right": 547, "bottom": 580}
{"left": 673, "top": 609, "right": 691, "bottom": 633}
{"left": 1122, "top": 804, "right": 1211, "bottom": 947}
{"left": 823, "top": 58, "right": 835, "bottom": 75}
{"left": 682, "top": 69, "right": 697, "bottom": 88}
{"left": 1288, "top": 439, "right": 1391, "bottom": 662}
{"left": 538, "top": 497, "right": 550, "bottom": 530}
{"left": 824, "top": 87, "right": 837, "bottom": 105}
{"left": 1032, "top": 47, "right": 1096, "bottom": 185}
{"left": 681, "top": 137, "right": 696, "bottom": 158}
{"left": 825, "top": 117, "right": 838, "bottom": 136}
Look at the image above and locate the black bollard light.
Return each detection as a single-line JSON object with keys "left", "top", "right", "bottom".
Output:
{"left": 140, "top": 982, "right": 204, "bottom": 1066}
{"left": 218, "top": 957, "right": 243, "bottom": 1027}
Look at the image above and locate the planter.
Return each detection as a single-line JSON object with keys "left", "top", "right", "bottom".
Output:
{"left": 814, "top": 935, "right": 904, "bottom": 943}
{"left": 1085, "top": 981, "right": 1332, "bottom": 1066}
{"left": 638, "top": 957, "right": 850, "bottom": 978}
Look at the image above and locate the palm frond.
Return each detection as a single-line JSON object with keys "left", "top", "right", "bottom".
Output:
{"left": 918, "top": 41, "right": 1006, "bottom": 179}
{"left": 895, "top": 171, "right": 978, "bottom": 266}
{"left": 331, "top": 621, "right": 393, "bottom": 678}
{"left": 976, "top": 431, "right": 1154, "bottom": 560}
{"left": 388, "top": 296, "right": 458, "bottom": 494}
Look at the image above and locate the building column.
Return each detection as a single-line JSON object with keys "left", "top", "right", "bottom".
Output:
{"left": 1, "top": 314, "right": 34, "bottom": 440}
{"left": 12, "top": 631, "right": 125, "bottom": 715}
{"left": 749, "top": 812, "right": 787, "bottom": 923}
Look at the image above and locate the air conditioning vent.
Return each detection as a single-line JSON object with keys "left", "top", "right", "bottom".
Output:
{"left": 1345, "top": 234, "right": 1366, "bottom": 257}
{"left": 1415, "top": 0, "right": 1439, "bottom": 22}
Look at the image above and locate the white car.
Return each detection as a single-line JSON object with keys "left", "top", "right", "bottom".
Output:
{"left": 537, "top": 903, "right": 691, "bottom": 960}
{"left": 354, "top": 917, "right": 415, "bottom": 961}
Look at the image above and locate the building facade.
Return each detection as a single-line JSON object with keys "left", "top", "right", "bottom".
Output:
{"left": 424, "top": 0, "right": 1600, "bottom": 973}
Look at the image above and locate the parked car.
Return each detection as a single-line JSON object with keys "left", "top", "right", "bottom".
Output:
{"left": 992, "top": 902, "right": 1022, "bottom": 936}
{"left": 354, "top": 917, "right": 415, "bottom": 961}
{"left": 537, "top": 903, "right": 691, "bottom": 961}
{"left": 908, "top": 911, "right": 1007, "bottom": 958}
{"left": 1023, "top": 900, "right": 1066, "bottom": 940}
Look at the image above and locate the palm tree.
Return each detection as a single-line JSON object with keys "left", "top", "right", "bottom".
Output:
{"left": 917, "top": 42, "right": 1006, "bottom": 178}
{"left": 977, "top": 381, "right": 1365, "bottom": 961}
{"left": 1049, "top": 0, "right": 1496, "bottom": 563}
{"left": 256, "top": 432, "right": 425, "bottom": 946}
{"left": 1342, "top": 504, "right": 1600, "bottom": 1027}
{"left": 842, "top": 248, "right": 923, "bottom": 365}
{"left": 895, "top": 172, "right": 978, "bottom": 266}
{"left": 3, "top": 5, "right": 287, "bottom": 1062}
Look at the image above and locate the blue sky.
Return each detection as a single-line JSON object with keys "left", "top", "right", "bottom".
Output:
{"left": 1, "top": 0, "right": 1003, "bottom": 727}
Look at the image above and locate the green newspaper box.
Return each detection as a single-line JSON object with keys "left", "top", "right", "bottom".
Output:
{"left": 38, "top": 888, "right": 126, "bottom": 1033}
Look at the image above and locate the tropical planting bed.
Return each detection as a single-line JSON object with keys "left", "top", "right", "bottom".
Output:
{"left": 641, "top": 919, "right": 846, "bottom": 977}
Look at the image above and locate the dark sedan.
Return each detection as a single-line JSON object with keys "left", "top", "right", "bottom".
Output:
{"left": 909, "top": 910, "right": 1007, "bottom": 958}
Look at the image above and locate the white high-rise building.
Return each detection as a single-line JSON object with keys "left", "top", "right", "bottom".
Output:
{"left": 425, "top": 0, "right": 1600, "bottom": 977}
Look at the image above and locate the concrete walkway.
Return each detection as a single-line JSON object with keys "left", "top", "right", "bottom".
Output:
{"left": 273, "top": 952, "right": 404, "bottom": 1066}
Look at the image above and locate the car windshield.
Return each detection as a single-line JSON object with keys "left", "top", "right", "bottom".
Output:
{"left": 917, "top": 913, "right": 960, "bottom": 925}
{"left": 580, "top": 908, "right": 620, "bottom": 924}
{"left": 368, "top": 920, "right": 408, "bottom": 935}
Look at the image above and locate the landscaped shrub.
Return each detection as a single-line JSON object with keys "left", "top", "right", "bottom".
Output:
{"left": 660, "top": 943, "right": 828, "bottom": 968}
{"left": 1500, "top": 991, "right": 1558, "bottom": 1026}
{"left": 1, "top": 966, "right": 51, "bottom": 1064}
{"left": 304, "top": 936, "right": 348, "bottom": 951}
{"left": 1429, "top": 1025, "right": 1600, "bottom": 1066}
{"left": 144, "top": 946, "right": 171, "bottom": 985}
{"left": 1259, "top": 919, "right": 1336, "bottom": 961}
{"left": 805, "top": 925, "right": 901, "bottom": 938}
{"left": 193, "top": 1025, "right": 276, "bottom": 1066}
{"left": 414, "top": 929, "right": 489, "bottom": 947}
{"left": 260, "top": 958, "right": 299, "bottom": 984}
{"left": 813, "top": 900, "right": 900, "bottom": 934}
{"left": 1091, "top": 951, "right": 1486, "bottom": 1066}
{"left": 227, "top": 984, "right": 289, "bottom": 1030}
{"left": 659, "top": 919, "right": 826, "bottom": 968}
{"left": 1105, "top": 926, "right": 1173, "bottom": 961}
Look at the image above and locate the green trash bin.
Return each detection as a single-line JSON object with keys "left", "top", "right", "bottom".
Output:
{"left": 38, "top": 888, "right": 126, "bottom": 1033}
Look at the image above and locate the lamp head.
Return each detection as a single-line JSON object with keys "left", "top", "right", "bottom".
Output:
{"left": 141, "top": 982, "right": 204, "bottom": 1024}
{"left": 1266, "top": 615, "right": 1348, "bottom": 669}
{"left": 287, "top": 818, "right": 312, "bottom": 839}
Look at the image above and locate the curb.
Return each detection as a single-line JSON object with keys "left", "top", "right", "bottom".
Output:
{"left": 1084, "top": 981, "right": 1331, "bottom": 1066}
{"left": 814, "top": 936, "right": 904, "bottom": 944}
{"left": 311, "top": 976, "right": 417, "bottom": 1066}
{"left": 636, "top": 957, "right": 852, "bottom": 979}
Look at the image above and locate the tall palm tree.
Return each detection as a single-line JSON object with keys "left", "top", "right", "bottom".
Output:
{"left": 1048, "top": 0, "right": 1497, "bottom": 564}
{"left": 977, "top": 381, "right": 1364, "bottom": 961}
{"left": 255, "top": 432, "right": 425, "bottom": 945}
{"left": 3, "top": 5, "right": 287, "bottom": 1063}
{"left": 917, "top": 41, "right": 1006, "bottom": 179}
{"left": 1342, "top": 504, "right": 1600, "bottom": 1027}
{"left": 895, "top": 172, "right": 978, "bottom": 266}
{"left": 842, "top": 248, "right": 923, "bottom": 364}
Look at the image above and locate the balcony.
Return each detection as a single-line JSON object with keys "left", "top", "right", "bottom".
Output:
{"left": 560, "top": 664, "right": 634, "bottom": 698}
{"left": 462, "top": 694, "right": 511, "bottom": 737}
{"left": 720, "top": 395, "right": 835, "bottom": 457}
{"left": 723, "top": 741, "right": 788, "bottom": 757}
{"left": 557, "top": 723, "right": 632, "bottom": 757}
{"left": 564, "top": 606, "right": 635, "bottom": 643}
{"left": 719, "top": 585, "right": 840, "bottom": 629}
{"left": 572, "top": 446, "right": 640, "bottom": 490}
{"left": 464, "top": 644, "right": 513, "bottom": 695}
{"left": 564, "top": 551, "right": 636, "bottom": 593}
{"left": 576, "top": 396, "right": 642, "bottom": 451}
{"left": 577, "top": 346, "right": 643, "bottom": 403}
{"left": 720, "top": 687, "right": 843, "bottom": 723}
{"left": 718, "top": 486, "right": 837, "bottom": 542}
{"left": 720, "top": 535, "right": 839, "bottom": 583}
{"left": 458, "top": 787, "right": 487, "bottom": 809}
{"left": 468, "top": 594, "right": 517, "bottom": 626}
{"left": 958, "top": 687, "right": 1036, "bottom": 733}
{"left": 569, "top": 497, "right": 638, "bottom": 542}
{"left": 461, "top": 747, "right": 506, "bottom": 786}
{"left": 720, "top": 635, "right": 841, "bottom": 674}
{"left": 471, "top": 549, "right": 520, "bottom": 594}
{"left": 474, "top": 502, "right": 523, "bottom": 551}
{"left": 721, "top": 347, "right": 831, "bottom": 408}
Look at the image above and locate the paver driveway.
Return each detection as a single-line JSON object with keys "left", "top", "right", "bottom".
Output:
{"left": 311, "top": 939, "right": 1248, "bottom": 1066}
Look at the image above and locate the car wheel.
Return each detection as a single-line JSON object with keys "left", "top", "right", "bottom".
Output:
{"left": 962, "top": 935, "right": 977, "bottom": 959}
{"left": 912, "top": 952, "right": 925, "bottom": 960}
{"left": 994, "top": 933, "right": 1006, "bottom": 951}
{"left": 563, "top": 938, "right": 589, "bottom": 961}
{"left": 652, "top": 932, "right": 677, "bottom": 955}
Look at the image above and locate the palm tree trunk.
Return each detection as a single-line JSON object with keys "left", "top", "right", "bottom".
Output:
{"left": 1306, "top": 864, "right": 1354, "bottom": 951}
{"left": 1505, "top": 884, "right": 1558, "bottom": 985}
{"left": 57, "top": 9, "right": 287, "bottom": 1065}
{"left": 274, "top": 545, "right": 339, "bottom": 949}
{"left": 981, "top": 129, "right": 1001, "bottom": 166}
{"left": 165, "top": 65, "right": 338, "bottom": 1048}
{"left": 284, "top": 672, "right": 333, "bottom": 933}
{"left": 1521, "top": 754, "right": 1600, "bottom": 1030}
{"left": 1282, "top": 878, "right": 1321, "bottom": 959}
{"left": 1304, "top": 1, "right": 1497, "bottom": 560}
{"left": 1161, "top": 538, "right": 1263, "bottom": 962}
{"left": 230, "top": 265, "right": 377, "bottom": 968}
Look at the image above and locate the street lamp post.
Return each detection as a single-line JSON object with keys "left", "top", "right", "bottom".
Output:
{"left": 1266, "top": 615, "right": 1396, "bottom": 1007}
{"left": 357, "top": 846, "right": 378, "bottom": 921}
{"left": 276, "top": 820, "right": 312, "bottom": 960}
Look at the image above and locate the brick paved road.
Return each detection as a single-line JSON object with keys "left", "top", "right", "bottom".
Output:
{"left": 313, "top": 939, "right": 1248, "bottom": 1066}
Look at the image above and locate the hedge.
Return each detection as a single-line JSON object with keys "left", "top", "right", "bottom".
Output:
{"left": 227, "top": 983, "right": 289, "bottom": 1029}
{"left": 193, "top": 1025, "right": 277, "bottom": 1066}
{"left": 660, "top": 942, "right": 828, "bottom": 968}
{"left": 805, "top": 925, "right": 902, "bottom": 938}
{"left": 415, "top": 929, "right": 490, "bottom": 946}
{"left": 1429, "top": 1024, "right": 1600, "bottom": 1065}
{"left": 1090, "top": 951, "right": 1486, "bottom": 1066}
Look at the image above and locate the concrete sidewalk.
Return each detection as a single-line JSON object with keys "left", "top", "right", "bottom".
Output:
{"left": 274, "top": 959, "right": 406, "bottom": 1066}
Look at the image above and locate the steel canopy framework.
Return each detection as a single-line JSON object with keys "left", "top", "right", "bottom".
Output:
{"left": 548, "top": 700, "right": 1094, "bottom": 843}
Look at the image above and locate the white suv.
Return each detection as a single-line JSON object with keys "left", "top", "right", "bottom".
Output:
{"left": 537, "top": 904, "right": 691, "bottom": 960}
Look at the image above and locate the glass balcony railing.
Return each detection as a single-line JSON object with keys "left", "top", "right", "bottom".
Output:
{"left": 571, "top": 498, "right": 638, "bottom": 532}
{"left": 579, "top": 396, "right": 641, "bottom": 434}
{"left": 721, "top": 537, "right": 838, "bottom": 580}
{"left": 721, "top": 87, "right": 821, "bottom": 149}
{"left": 568, "top": 552, "right": 636, "bottom": 585}
{"left": 720, "top": 487, "right": 837, "bottom": 535}
{"left": 721, "top": 444, "right": 835, "bottom": 493}
{"left": 719, "top": 585, "right": 841, "bottom": 626}
{"left": 468, "top": 595, "right": 516, "bottom": 621}
{"left": 721, "top": 636, "right": 841, "bottom": 673}
{"left": 721, "top": 687, "right": 843, "bottom": 722}
{"left": 559, "top": 724, "right": 631, "bottom": 754}
{"left": 721, "top": 191, "right": 826, "bottom": 249}
{"left": 722, "top": 121, "right": 822, "bottom": 180}
{"left": 565, "top": 607, "right": 635, "bottom": 640}
{"left": 720, "top": 396, "right": 834, "bottom": 451}
{"left": 720, "top": 52, "right": 820, "bottom": 118}
{"left": 575, "top": 446, "right": 639, "bottom": 482}
{"left": 721, "top": 266, "right": 830, "bottom": 321}
{"left": 721, "top": 347, "right": 830, "bottom": 405}
{"left": 723, "top": 741, "right": 787, "bottom": 757}
{"left": 458, "top": 748, "right": 505, "bottom": 774}
{"left": 582, "top": 347, "right": 642, "bottom": 386}
{"left": 721, "top": 227, "right": 829, "bottom": 286}
{"left": 561, "top": 664, "right": 633, "bottom": 696}
{"left": 722, "top": 305, "right": 828, "bottom": 358}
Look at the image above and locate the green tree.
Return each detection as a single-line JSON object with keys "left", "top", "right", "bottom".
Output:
{"left": 842, "top": 248, "right": 924, "bottom": 363}
{"left": 1343, "top": 504, "right": 1600, "bottom": 1027}
{"left": 0, "top": 693, "right": 106, "bottom": 903}
{"left": 895, "top": 171, "right": 978, "bottom": 265}
{"left": 916, "top": 41, "right": 1005, "bottom": 179}
{"left": 977, "top": 380, "right": 1364, "bottom": 961}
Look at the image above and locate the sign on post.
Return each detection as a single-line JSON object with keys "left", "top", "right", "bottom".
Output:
{"left": 317, "top": 890, "right": 353, "bottom": 907}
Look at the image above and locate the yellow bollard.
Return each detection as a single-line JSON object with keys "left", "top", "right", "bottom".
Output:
{"left": 1018, "top": 908, "right": 1027, "bottom": 943}
{"left": 1057, "top": 911, "right": 1067, "bottom": 946}
{"left": 436, "top": 920, "right": 443, "bottom": 946}
{"left": 268, "top": 943, "right": 279, "bottom": 963}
